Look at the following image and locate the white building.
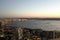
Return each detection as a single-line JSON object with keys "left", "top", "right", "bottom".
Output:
{"left": 17, "top": 27, "right": 23, "bottom": 40}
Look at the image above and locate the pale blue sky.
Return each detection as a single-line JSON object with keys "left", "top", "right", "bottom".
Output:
{"left": 0, "top": 0, "right": 60, "bottom": 18}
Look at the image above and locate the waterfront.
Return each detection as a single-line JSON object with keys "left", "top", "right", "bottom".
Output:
{"left": 0, "top": 18, "right": 60, "bottom": 40}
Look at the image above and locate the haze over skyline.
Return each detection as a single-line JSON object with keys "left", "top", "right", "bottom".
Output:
{"left": 0, "top": 0, "right": 60, "bottom": 18}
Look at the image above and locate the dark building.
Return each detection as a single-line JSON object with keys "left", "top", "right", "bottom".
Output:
{"left": 0, "top": 22, "right": 2, "bottom": 27}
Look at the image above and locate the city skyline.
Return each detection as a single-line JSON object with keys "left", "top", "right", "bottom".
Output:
{"left": 0, "top": 0, "right": 60, "bottom": 18}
